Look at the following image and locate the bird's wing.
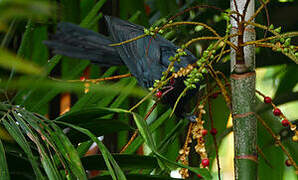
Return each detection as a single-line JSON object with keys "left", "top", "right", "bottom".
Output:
{"left": 105, "top": 16, "right": 164, "bottom": 88}
{"left": 159, "top": 45, "right": 197, "bottom": 72}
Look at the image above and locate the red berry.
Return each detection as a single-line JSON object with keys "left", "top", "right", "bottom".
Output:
{"left": 201, "top": 158, "right": 209, "bottom": 167}
{"left": 202, "top": 129, "right": 208, "bottom": 136}
{"left": 211, "top": 93, "right": 219, "bottom": 99}
{"left": 210, "top": 128, "right": 217, "bottom": 135}
{"left": 285, "top": 159, "right": 292, "bottom": 167}
{"left": 273, "top": 108, "right": 282, "bottom": 116}
{"left": 197, "top": 174, "right": 202, "bottom": 179}
{"left": 144, "top": 4, "right": 151, "bottom": 16}
{"left": 264, "top": 96, "right": 272, "bottom": 104}
{"left": 281, "top": 119, "right": 289, "bottom": 127}
{"left": 169, "top": 78, "right": 175, "bottom": 85}
{"left": 80, "top": 76, "right": 86, "bottom": 81}
{"left": 155, "top": 91, "right": 163, "bottom": 98}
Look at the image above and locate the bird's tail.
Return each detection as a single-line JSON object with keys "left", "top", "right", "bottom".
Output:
{"left": 44, "top": 22, "right": 123, "bottom": 66}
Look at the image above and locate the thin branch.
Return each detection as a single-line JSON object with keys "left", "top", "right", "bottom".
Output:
{"left": 120, "top": 103, "right": 158, "bottom": 153}
{"left": 165, "top": 5, "right": 238, "bottom": 25}
{"left": 48, "top": 73, "right": 132, "bottom": 83}
{"left": 254, "top": 113, "right": 298, "bottom": 171}
{"left": 207, "top": 65, "right": 232, "bottom": 110}
{"left": 109, "top": 34, "right": 147, "bottom": 47}
{"left": 162, "top": 22, "right": 220, "bottom": 37}
{"left": 207, "top": 79, "right": 221, "bottom": 180}
{"left": 233, "top": 0, "right": 240, "bottom": 23}
{"left": 247, "top": 0, "right": 270, "bottom": 24}
{"left": 242, "top": 0, "right": 252, "bottom": 21}
{"left": 256, "top": 146, "right": 273, "bottom": 168}
{"left": 257, "top": 0, "right": 270, "bottom": 38}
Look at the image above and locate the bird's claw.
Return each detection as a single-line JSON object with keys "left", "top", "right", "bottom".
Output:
{"left": 186, "top": 115, "right": 197, "bottom": 123}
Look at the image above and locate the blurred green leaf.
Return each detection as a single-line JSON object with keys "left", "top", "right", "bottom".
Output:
{"left": 0, "top": 49, "right": 43, "bottom": 75}
{"left": 274, "top": 65, "right": 298, "bottom": 98}
{"left": 70, "top": 67, "right": 118, "bottom": 111}
{"left": 0, "top": 0, "right": 52, "bottom": 26}
{"left": 2, "top": 78, "right": 147, "bottom": 98}
{"left": 13, "top": 0, "right": 109, "bottom": 109}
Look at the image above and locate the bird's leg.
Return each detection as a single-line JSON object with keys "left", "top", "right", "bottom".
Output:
{"left": 185, "top": 114, "right": 197, "bottom": 123}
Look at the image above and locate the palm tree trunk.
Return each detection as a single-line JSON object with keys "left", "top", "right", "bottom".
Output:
{"left": 230, "top": 0, "right": 257, "bottom": 179}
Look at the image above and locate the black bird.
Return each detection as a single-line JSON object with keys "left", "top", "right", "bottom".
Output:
{"left": 44, "top": 16, "right": 199, "bottom": 121}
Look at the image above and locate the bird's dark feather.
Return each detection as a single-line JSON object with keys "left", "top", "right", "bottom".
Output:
{"left": 44, "top": 16, "right": 199, "bottom": 119}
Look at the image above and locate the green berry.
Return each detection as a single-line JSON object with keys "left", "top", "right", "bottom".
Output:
{"left": 280, "top": 38, "right": 285, "bottom": 43}
{"left": 202, "top": 68, "right": 208, "bottom": 73}
{"left": 144, "top": 28, "right": 149, "bottom": 35}
{"left": 170, "top": 66, "right": 175, "bottom": 72}
{"left": 285, "top": 38, "right": 291, "bottom": 46}
{"left": 274, "top": 27, "right": 281, "bottom": 33}
{"left": 283, "top": 48, "right": 288, "bottom": 53}
{"left": 207, "top": 44, "right": 213, "bottom": 50}
{"left": 269, "top": 24, "right": 274, "bottom": 30}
